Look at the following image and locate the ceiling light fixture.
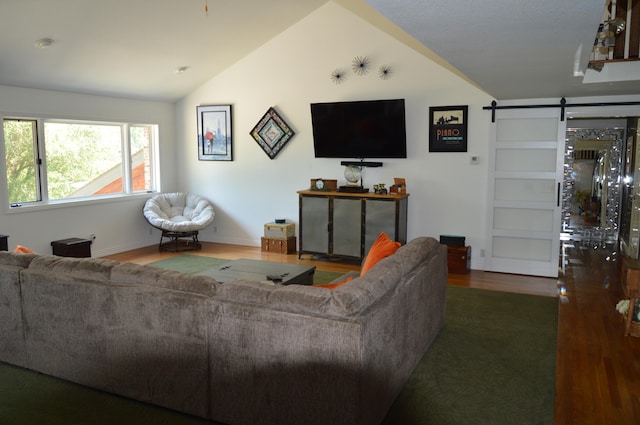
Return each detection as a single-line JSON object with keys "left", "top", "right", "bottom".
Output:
{"left": 35, "top": 38, "right": 54, "bottom": 49}
{"left": 176, "top": 66, "right": 189, "bottom": 74}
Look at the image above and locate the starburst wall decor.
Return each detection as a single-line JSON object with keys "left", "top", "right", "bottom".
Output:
{"left": 378, "top": 64, "right": 392, "bottom": 80}
{"left": 330, "top": 69, "right": 346, "bottom": 85}
{"left": 329, "top": 56, "right": 394, "bottom": 84}
{"left": 352, "top": 56, "right": 371, "bottom": 75}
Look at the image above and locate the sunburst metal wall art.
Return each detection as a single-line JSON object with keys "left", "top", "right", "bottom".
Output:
{"left": 330, "top": 69, "right": 346, "bottom": 84}
{"left": 378, "top": 64, "right": 392, "bottom": 80}
{"left": 352, "top": 56, "right": 371, "bottom": 76}
{"left": 330, "top": 57, "right": 395, "bottom": 84}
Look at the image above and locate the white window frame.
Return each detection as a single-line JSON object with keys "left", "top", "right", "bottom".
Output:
{"left": 1, "top": 115, "right": 160, "bottom": 212}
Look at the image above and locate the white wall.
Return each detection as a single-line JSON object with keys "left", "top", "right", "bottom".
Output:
{"left": 0, "top": 85, "right": 176, "bottom": 256}
{"left": 176, "top": 2, "right": 494, "bottom": 269}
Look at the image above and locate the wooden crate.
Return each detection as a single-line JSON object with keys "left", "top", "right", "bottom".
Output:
{"left": 447, "top": 245, "right": 470, "bottom": 274}
{"left": 261, "top": 236, "right": 296, "bottom": 254}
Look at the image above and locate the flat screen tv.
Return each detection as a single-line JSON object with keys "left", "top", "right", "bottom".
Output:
{"left": 310, "top": 99, "right": 407, "bottom": 159}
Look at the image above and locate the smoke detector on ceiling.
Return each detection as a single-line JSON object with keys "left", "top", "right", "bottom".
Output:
{"left": 34, "top": 38, "right": 54, "bottom": 49}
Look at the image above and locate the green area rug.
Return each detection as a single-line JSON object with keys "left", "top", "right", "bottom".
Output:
{"left": 146, "top": 254, "right": 344, "bottom": 284}
{"left": 0, "top": 286, "right": 558, "bottom": 425}
{"left": 382, "top": 286, "right": 558, "bottom": 425}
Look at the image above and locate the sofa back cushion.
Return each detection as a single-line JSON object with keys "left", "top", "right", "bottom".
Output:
{"left": 327, "top": 237, "right": 442, "bottom": 314}
{"left": 216, "top": 237, "right": 443, "bottom": 317}
{"left": 27, "top": 255, "right": 118, "bottom": 281}
{"left": 111, "top": 262, "right": 219, "bottom": 297}
{"left": 0, "top": 251, "right": 38, "bottom": 268}
{"left": 216, "top": 279, "right": 335, "bottom": 314}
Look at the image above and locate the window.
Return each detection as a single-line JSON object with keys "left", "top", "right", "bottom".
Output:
{"left": 3, "top": 118, "right": 158, "bottom": 207}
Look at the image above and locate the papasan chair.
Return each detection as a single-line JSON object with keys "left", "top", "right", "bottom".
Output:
{"left": 143, "top": 192, "right": 215, "bottom": 252}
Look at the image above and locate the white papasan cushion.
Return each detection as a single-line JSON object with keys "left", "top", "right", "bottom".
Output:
{"left": 143, "top": 193, "right": 215, "bottom": 232}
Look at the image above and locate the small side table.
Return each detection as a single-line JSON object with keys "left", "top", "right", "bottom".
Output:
{"left": 0, "top": 235, "right": 8, "bottom": 251}
{"left": 447, "top": 245, "right": 471, "bottom": 274}
{"left": 620, "top": 257, "right": 640, "bottom": 337}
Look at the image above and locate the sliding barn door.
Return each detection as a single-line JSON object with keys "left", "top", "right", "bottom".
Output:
{"left": 485, "top": 107, "right": 566, "bottom": 277}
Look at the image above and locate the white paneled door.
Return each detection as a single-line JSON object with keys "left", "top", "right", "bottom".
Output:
{"left": 485, "top": 106, "right": 566, "bottom": 277}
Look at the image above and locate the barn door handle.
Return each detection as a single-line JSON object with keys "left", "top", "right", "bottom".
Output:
{"left": 557, "top": 182, "right": 561, "bottom": 207}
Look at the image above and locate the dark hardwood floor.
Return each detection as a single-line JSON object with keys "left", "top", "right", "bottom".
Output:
{"left": 103, "top": 240, "right": 640, "bottom": 424}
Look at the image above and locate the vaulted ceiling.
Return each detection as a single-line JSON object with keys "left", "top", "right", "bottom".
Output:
{"left": 0, "top": 0, "right": 637, "bottom": 102}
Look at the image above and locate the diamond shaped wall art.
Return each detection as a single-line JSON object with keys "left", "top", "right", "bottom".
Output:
{"left": 250, "top": 107, "right": 295, "bottom": 159}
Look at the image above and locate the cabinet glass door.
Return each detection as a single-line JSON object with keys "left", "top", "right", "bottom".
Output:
{"left": 365, "top": 199, "right": 397, "bottom": 254}
{"left": 333, "top": 198, "right": 362, "bottom": 257}
{"left": 300, "top": 196, "right": 329, "bottom": 254}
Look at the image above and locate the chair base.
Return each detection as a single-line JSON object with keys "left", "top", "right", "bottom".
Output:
{"left": 159, "top": 230, "right": 202, "bottom": 252}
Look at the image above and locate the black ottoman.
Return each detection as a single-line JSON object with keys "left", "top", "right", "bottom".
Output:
{"left": 51, "top": 238, "right": 92, "bottom": 258}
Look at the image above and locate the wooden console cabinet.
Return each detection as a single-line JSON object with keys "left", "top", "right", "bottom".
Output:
{"left": 298, "top": 190, "right": 408, "bottom": 261}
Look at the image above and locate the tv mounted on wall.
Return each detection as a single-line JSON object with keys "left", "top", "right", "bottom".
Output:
{"left": 310, "top": 99, "right": 407, "bottom": 159}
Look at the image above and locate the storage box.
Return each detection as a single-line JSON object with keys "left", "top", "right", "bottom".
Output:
{"left": 264, "top": 222, "right": 295, "bottom": 239}
{"left": 440, "top": 234, "right": 466, "bottom": 247}
{"left": 51, "top": 237, "right": 92, "bottom": 258}
{"left": 0, "top": 235, "right": 8, "bottom": 251}
{"left": 261, "top": 237, "right": 296, "bottom": 254}
{"left": 447, "top": 245, "right": 470, "bottom": 274}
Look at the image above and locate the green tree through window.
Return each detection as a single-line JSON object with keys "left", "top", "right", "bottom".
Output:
{"left": 3, "top": 120, "right": 39, "bottom": 204}
{"left": 2, "top": 118, "right": 157, "bottom": 207}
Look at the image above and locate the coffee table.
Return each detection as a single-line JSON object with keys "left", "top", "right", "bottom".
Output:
{"left": 196, "top": 258, "right": 315, "bottom": 285}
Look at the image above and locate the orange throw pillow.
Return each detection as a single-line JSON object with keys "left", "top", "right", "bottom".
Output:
{"left": 14, "top": 245, "right": 36, "bottom": 254}
{"left": 316, "top": 276, "right": 353, "bottom": 290}
{"left": 360, "top": 232, "right": 401, "bottom": 275}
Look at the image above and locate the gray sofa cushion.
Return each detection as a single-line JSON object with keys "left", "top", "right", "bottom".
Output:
{"left": 27, "top": 255, "right": 118, "bottom": 281}
{"left": 0, "top": 251, "right": 38, "bottom": 268}
{"left": 216, "top": 280, "right": 333, "bottom": 315}
{"left": 329, "top": 237, "right": 442, "bottom": 314}
{"left": 215, "top": 237, "right": 442, "bottom": 318}
{"left": 111, "top": 262, "right": 219, "bottom": 297}
{"left": 20, "top": 262, "right": 212, "bottom": 418}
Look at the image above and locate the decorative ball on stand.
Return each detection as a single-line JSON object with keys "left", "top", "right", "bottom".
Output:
{"left": 344, "top": 165, "right": 362, "bottom": 185}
